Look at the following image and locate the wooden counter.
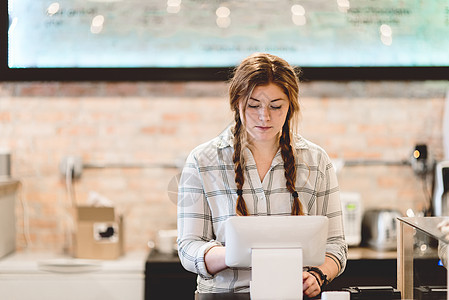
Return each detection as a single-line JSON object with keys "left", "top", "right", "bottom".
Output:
{"left": 348, "top": 246, "right": 397, "bottom": 260}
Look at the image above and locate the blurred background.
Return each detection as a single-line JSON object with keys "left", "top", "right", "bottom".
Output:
{"left": 1, "top": 0, "right": 448, "bottom": 299}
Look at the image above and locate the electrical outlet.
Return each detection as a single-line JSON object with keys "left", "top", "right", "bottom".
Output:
{"left": 59, "top": 156, "right": 83, "bottom": 179}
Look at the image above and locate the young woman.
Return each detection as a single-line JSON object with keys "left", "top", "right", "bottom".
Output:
{"left": 177, "top": 53, "right": 347, "bottom": 298}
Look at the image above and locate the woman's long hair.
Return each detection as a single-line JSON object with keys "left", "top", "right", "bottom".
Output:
{"left": 229, "top": 53, "right": 304, "bottom": 216}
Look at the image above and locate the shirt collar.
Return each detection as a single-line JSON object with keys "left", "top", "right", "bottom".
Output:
{"left": 292, "top": 133, "right": 309, "bottom": 150}
{"left": 214, "top": 125, "right": 235, "bottom": 149}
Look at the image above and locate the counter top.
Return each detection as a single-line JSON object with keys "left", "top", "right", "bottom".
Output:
{"left": 0, "top": 251, "right": 147, "bottom": 274}
{"left": 147, "top": 246, "right": 397, "bottom": 262}
{"left": 347, "top": 246, "right": 397, "bottom": 260}
{"left": 195, "top": 293, "right": 323, "bottom": 300}
{"left": 195, "top": 293, "right": 250, "bottom": 300}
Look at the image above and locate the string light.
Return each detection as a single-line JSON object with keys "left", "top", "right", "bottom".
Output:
{"left": 47, "top": 2, "right": 60, "bottom": 16}
{"left": 216, "top": 6, "right": 231, "bottom": 28}
{"left": 167, "top": 0, "right": 181, "bottom": 14}
{"left": 91, "top": 15, "right": 104, "bottom": 34}
{"left": 380, "top": 24, "right": 393, "bottom": 46}
{"left": 337, "top": 0, "right": 350, "bottom": 13}
{"left": 291, "top": 4, "right": 306, "bottom": 26}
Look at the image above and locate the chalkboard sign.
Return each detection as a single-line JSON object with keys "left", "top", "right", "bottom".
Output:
{"left": 2, "top": 0, "right": 449, "bottom": 80}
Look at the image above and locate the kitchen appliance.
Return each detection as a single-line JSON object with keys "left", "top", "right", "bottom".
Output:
{"left": 342, "top": 286, "right": 401, "bottom": 299}
{"left": 432, "top": 161, "right": 449, "bottom": 216}
{"left": 0, "top": 181, "right": 16, "bottom": 258}
{"left": 0, "top": 150, "right": 11, "bottom": 179}
{"left": 414, "top": 286, "right": 447, "bottom": 300}
{"left": 340, "top": 192, "right": 363, "bottom": 246}
{"left": 361, "top": 209, "right": 402, "bottom": 251}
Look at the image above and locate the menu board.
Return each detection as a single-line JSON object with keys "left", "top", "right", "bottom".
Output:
{"left": 7, "top": 0, "right": 449, "bottom": 68}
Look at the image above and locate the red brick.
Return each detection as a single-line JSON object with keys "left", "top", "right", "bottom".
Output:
{"left": 141, "top": 126, "right": 177, "bottom": 135}
{"left": 57, "top": 125, "right": 97, "bottom": 136}
{"left": 377, "top": 176, "right": 404, "bottom": 188}
{"left": 29, "top": 218, "right": 58, "bottom": 230}
{"left": 163, "top": 112, "right": 199, "bottom": 122}
{"left": 103, "top": 82, "right": 140, "bottom": 97}
{"left": 17, "top": 83, "right": 59, "bottom": 97}
{"left": 59, "top": 82, "right": 101, "bottom": 97}
{"left": 0, "top": 111, "right": 11, "bottom": 121}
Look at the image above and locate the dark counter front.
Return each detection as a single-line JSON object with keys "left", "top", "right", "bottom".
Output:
{"left": 145, "top": 250, "right": 197, "bottom": 300}
{"left": 145, "top": 250, "right": 319, "bottom": 300}
{"left": 195, "top": 293, "right": 250, "bottom": 300}
{"left": 144, "top": 249, "right": 396, "bottom": 300}
{"left": 325, "top": 258, "right": 397, "bottom": 290}
{"left": 194, "top": 293, "right": 322, "bottom": 300}
{"left": 145, "top": 249, "right": 446, "bottom": 300}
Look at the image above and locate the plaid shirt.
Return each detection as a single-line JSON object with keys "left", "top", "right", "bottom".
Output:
{"left": 177, "top": 126, "right": 347, "bottom": 293}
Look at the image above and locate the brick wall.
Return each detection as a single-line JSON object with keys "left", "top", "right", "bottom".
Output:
{"left": 0, "top": 80, "right": 447, "bottom": 253}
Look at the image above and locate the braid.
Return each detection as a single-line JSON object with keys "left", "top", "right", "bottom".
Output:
{"left": 232, "top": 115, "right": 249, "bottom": 216}
{"left": 279, "top": 121, "right": 304, "bottom": 215}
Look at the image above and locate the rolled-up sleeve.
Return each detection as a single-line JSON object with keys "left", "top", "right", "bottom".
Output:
{"left": 177, "top": 151, "right": 220, "bottom": 280}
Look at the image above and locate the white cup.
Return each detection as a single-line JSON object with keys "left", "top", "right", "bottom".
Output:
{"left": 157, "top": 229, "right": 178, "bottom": 254}
{"left": 321, "top": 291, "right": 350, "bottom": 300}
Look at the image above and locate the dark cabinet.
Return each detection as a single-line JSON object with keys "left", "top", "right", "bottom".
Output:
{"left": 145, "top": 251, "right": 446, "bottom": 299}
{"left": 325, "top": 259, "right": 397, "bottom": 291}
{"left": 145, "top": 250, "right": 197, "bottom": 300}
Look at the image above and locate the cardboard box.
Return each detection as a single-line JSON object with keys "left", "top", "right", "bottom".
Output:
{"left": 74, "top": 206, "right": 124, "bottom": 260}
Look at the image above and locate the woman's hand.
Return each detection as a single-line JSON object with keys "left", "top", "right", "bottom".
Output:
{"left": 302, "top": 271, "right": 321, "bottom": 298}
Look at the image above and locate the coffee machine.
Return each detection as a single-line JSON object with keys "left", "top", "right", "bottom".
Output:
{"left": 432, "top": 161, "right": 449, "bottom": 216}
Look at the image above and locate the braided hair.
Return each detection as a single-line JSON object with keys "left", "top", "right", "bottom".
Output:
{"left": 229, "top": 53, "right": 303, "bottom": 216}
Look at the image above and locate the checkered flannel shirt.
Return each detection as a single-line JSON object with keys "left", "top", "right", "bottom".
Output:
{"left": 177, "top": 126, "right": 347, "bottom": 293}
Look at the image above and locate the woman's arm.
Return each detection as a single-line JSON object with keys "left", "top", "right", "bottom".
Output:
{"left": 204, "top": 245, "right": 228, "bottom": 275}
{"left": 177, "top": 152, "right": 221, "bottom": 279}
{"left": 303, "top": 254, "right": 341, "bottom": 298}
{"left": 318, "top": 152, "right": 348, "bottom": 276}
{"left": 303, "top": 148, "right": 347, "bottom": 298}
{"left": 316, "top": 254, "right": 341, "bottom": 284}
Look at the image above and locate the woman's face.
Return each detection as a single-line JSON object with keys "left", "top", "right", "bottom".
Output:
{"left": 240, "top": 83, "right": 290, "bottom": 145}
